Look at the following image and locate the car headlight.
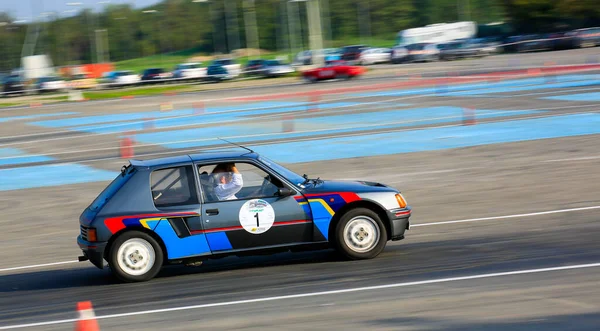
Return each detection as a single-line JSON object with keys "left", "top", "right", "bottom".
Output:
{"left": 395, "top": 193, "right": 407, "bottom": 208}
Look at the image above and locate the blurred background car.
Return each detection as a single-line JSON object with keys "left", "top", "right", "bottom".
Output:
{"left": 571, "top": 27, "right": 600, "bottom": 48}
{"left": 244, "top": 59, "right": 267, "bottom": 76}
{"left": 393, "top": 43, "right": 440, "bottom": 63}
{"left": 141, "top": 68, "right": 171, "bottom": 82}
{"left": 262, "top": 59, "right": 295, "bottom": 77}
{"left": 206, "top": 62, "right": 229, "bottom": 82}
{"left": 547, "top": 31, "right": 576, "bottom": 50}
{"left": 101, "top": 70, "right": 140, "bottom": 87}
{"left": 293, "top": 48, "right": 343, "bottom": 66}
{"left": 67, "top": 73, "right": 97, "bottom": 90}
{"left": 391, "top": 45, "right": 409, "bottom": 64}
{"left": 323, "top": 48, "right": 343, "bottom": 62}
{"left": 1, "top": 74, "right": 26, "bottom": 97}
{"left": 438, "top": 39, "right": 486, "bottom": 61}
{"left": 32, "top": 76, "right": 67, "bottom": 93}
{"left": 212, "top": 59, "right": 241, "bottom": 79}
{"left": 516, "top": 34, "right": 554, "bottom": 52}
{"left": 172, "top": 62, "right": 206, "bottom": 80}
{"left": 359, "top": 47, "right": 392, "bottom": 65}
{"left": 302, "top": 60, "right": 365, "bottom": 82}
{"left": 340, "top": 44, "right": 369, "bottom": 64}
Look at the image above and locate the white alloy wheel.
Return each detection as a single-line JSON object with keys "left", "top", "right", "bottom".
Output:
{"left": 116, "top": 238, "right": 156, "bottom": 276}
{"left": 343, "top": 215, "right": 380, "bottom": 253}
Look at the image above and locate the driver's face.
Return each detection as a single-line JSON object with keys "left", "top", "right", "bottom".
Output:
{"left": 215, "top": 171, "right": 232, "bottom": 184}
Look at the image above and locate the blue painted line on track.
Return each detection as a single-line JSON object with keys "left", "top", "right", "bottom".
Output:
{"left": 296, "top": 107, "right": 541, "bottom": 126}
{"left": 0, "top": 112, "right": 79, "bottom": 123}
{"left": 353, "top": 74, "right": 600, "bottom": 98}
{"left": 135, "top": 107, "right": 543, "bottom": 149}
{"left": 28, "top": 102, "right": 306, "bottom": 128}
{"left": 0, "top": 148, "right": 54, "bottom": 166}
{"left": 442, "top": 80, "right": 600, "bottom": 97}
{"left": 30, "top": 109, "right": 197, "bottom": 128}
{"left": 542, "top": 92, "right": 600, "bottom": 102}
{"left": 0, "top": 148, "right": 24, "bottom": 157}
{"left": 59, "top": 102, "right": 364, "bottom": 134}
{"left": 0, "top": 163, "right": 116, "bottom": 191}
{"left": 245, "top": 113, "right": 600, "bottom": 163}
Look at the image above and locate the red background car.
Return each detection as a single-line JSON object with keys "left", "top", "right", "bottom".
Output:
{"left": 302, "top": 60, "right": 365, "bottom": 82}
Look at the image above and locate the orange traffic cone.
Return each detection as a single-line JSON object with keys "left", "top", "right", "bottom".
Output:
{"left": 309, "top": 91, "right": 320, "bottom": 112}
{"left": 74, "top": 301, "right": 100, "bottom": 331}
{"left": 463, "top": 107, "right": 476, "bottom": 126}
{"left": 120, "top": 134, "right": 135, "bottom": 159}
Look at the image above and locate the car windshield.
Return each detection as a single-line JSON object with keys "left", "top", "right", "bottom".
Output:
{"left": 258, "top": 155, "right": 306, "bottom": 188}
{"left": 89, "top": 166, "right": 136, "bottom": 212}
{"left": 181, "top": 64, "right": 198, "bottom": 69}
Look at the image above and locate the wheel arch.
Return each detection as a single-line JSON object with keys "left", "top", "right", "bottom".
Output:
{"left": 105, "top": 226, "right": 168, "bottom": 265}
{"left": 328, "top": 199, "right": 391, "bottom": 242}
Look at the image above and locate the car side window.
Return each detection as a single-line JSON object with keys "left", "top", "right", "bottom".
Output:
{"left": 198, "top": 162, "right": 285, "bottom": 203}
{"left": 150, "top": 166, "right": 198, "bottom": 208}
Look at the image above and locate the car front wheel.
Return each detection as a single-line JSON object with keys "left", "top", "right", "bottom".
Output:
{"left": 109, "top": 231, "right": 163, "bottom": 282}
{"left": 334, "top": 208, "right": 387, "bottom": 260}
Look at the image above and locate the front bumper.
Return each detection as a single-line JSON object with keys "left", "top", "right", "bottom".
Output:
{"left": 77, "top": 235, "right": 107, "bottom": 269}
{"left": 387, "top": 207, "right": 411, "bottom": 241}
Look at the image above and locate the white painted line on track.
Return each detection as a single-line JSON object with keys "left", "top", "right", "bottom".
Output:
{"left": 1, "top": 262, "right": 599, "bottom": 330}
{"left": 1, "top": 103, "right": 598, "bottom": 168}
{"left": 541, "top": 155, "right": 600, "bottom": 163}
{"left": 0, "top": 260, "right": 78, "bottom": 272}
{"left": 412, "top": 205, "right": 600, "bottom": 228}
{"left": 2, "top": 205, "right": 600, "bottom": 274}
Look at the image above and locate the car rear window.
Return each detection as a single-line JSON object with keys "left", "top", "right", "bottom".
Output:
{"left": 151, "top": 166, "right": 198, "bottom": 208}
{"left": 89, "top": 166, "right": 136, "bottom": 212}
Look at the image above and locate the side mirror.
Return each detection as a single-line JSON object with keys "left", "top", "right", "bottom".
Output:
{"left": 277, "top": 187, "right": 295, "bottom": 197}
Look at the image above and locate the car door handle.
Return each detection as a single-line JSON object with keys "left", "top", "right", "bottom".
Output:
{"left": 206, "top": 208, "right": 219, "bottom": 216}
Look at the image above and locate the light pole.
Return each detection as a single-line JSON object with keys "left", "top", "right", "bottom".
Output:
{"left": 357, "top": 0, "right": 371, "bottom": 45}
{"left": 66, "top": 2, "right": 95, "bottom": 63}
{"left": 242, "top": 0, "right": 260, "bottom": 59}
{"left": 114, "top": 16, "right": 127, "bottom": 61}
{"left": 287, "top": 0, "right": 298, "bottom": 59}
{"left": 192, "top": 0, "right": 218, "bottom": 56}
{"left": 224, "top": 0, "right": 241, "bottom": 55}
{"left": 291, "top": 0, "right": 324, "bottom": 66}
{"left": 142, "top": 10, "right": 163, "bottom": 67}
{"left": 97, "top": 1, "right": 111, "bottom": 63}
{"left": 321, "top": 0, "right": 331, "bottom": 49}
{"left": 63, "top": 10, "right": 77, "bottom": 66}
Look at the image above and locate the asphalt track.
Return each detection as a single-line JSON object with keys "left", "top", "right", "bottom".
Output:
{"left": 1, "top": 48, "right": 600, "bottom": 330}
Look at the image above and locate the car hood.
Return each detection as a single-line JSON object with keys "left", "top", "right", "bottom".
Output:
{"left": 302, "top": 179, "right": 397, "bottom": 194}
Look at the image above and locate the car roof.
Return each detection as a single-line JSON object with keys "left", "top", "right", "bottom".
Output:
{"left": 129, "top": 150, "right": 259, "bottom": 169}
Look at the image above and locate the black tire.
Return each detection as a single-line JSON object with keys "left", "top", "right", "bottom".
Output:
{"left": 334, "top": 208, "right": 387, "bottom": 260}
{"left": 108, "top": 231, "right": 163, "bottom": 282}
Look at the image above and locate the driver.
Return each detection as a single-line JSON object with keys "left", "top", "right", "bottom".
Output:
{"left": 212, "top": 163, "right": 243, "bottom": 201}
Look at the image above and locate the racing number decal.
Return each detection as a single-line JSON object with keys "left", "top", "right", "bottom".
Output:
{"left": 239, "top": 199, "right": 275, "bottom": 234}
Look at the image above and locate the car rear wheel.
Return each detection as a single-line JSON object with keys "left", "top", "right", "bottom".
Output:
{"left": 109, "top": 231, "right": 163, "bottom": 282}
{"left": 334, "top": 208, "right": 387, "bottom": 260}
